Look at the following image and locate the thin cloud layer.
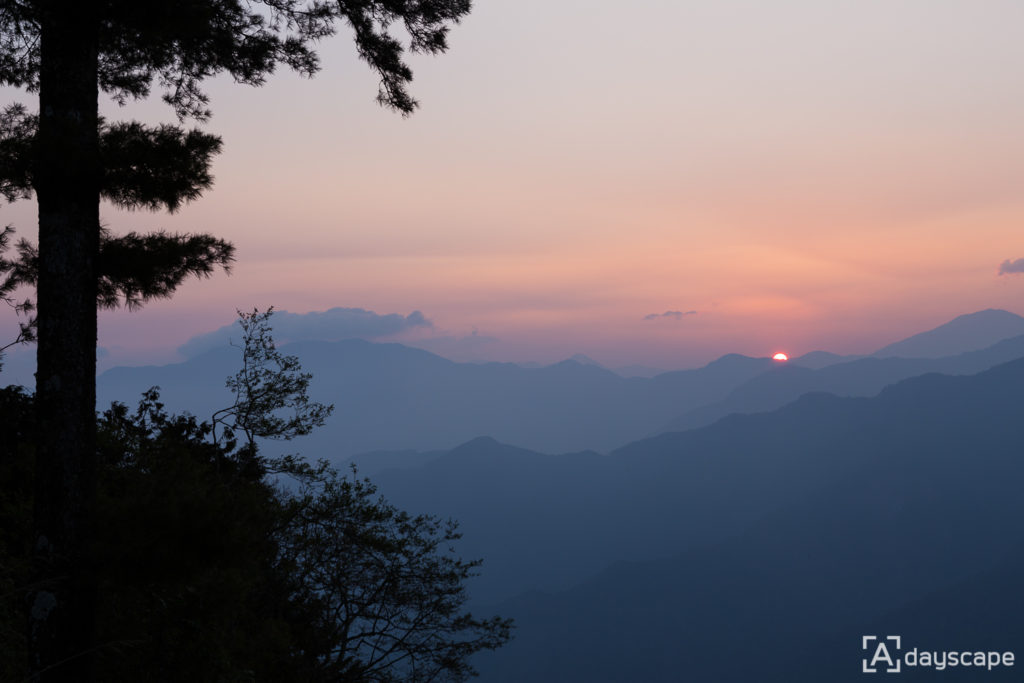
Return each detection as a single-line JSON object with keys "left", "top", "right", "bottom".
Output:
{"left": 178, "top": 307, "right": 433, "bottom": 357}
{"left": 644, "top": 310, "right": 697, "bottom": 321}
{"left": 998, "top": 258, "right": 1024, "bottom": 275}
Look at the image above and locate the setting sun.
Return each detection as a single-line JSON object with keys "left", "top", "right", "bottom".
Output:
{"left": 773, "top": 352, "right": 788, "bottom": 361}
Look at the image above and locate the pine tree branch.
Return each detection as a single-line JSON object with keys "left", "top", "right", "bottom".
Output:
{"left": 99, "top": 121, "right": 222, "bottom": 212}
{"left": 2, "top": 226, "right": 235, "bottom": 312}
{"left": 0, "top": 105, "right": 223, "bottom": 212}
{"left": 95, "top": 229, "right": 235, "bottom": 310}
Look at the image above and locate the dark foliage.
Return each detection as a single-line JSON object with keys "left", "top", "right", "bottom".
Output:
{"left": 1, "top": 2, "right": 473, "bottom": 677}
{"left": 0, "top": 103, "right": 224, "bottom": 211}
{"left": 98, "top": 120, "right": 222, "bottom": 212}
{"left": 0, "top": 0, "right": 472, "bottom": 119}
{"left": 0, "top": 101, "right": 234, "bottom": 325}
{"left": 0, "top": 385, "right": 510, "bottom": 682}
{"left": 0, "top": 310, "right": 509, "bottom": 681}
{"left": 0, "top": 102, "right": 32, "bottom": 203}
{"left": 0, "top": 225, "right": 34, "bottom": 359}
{"left": 213, "top": 307, "right": 334, "bottom": 449}
{"left": 93, "top": 229, "right": 235, "bottom": 310}
{"left": 0, "top": 386, "right": 33, "bottom": 673}
{"left": 4, "top": 226, "right": 235, "bottom": 312}
{"left": 281, "top": 473, "right": 513, "bottom": 682}
{"left": 93, "top": 391, "right": 294, "bottom": 681}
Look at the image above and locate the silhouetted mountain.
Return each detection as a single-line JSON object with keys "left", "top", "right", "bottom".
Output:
{"left": 790, "top": 349, "right": 860, "bottom": 369}
{"left": 610, "top": 363, "right": 668, "bottom": 378}
{"left": 663, "top": 333, "right": 1024, "bottom": 433}
{"left": 93, "top": 309, "right": 1024, "bottom": 462}
{"left": 87, "top": 314, "right": 1024, "bottom": 681}
{"left": 458, "top": 359, "right": 1024, "bottom": 682}
{"left": 872, "top": 308, "right": 1024, "bottom": 358}
{"left": 97, "top": 340, "right": 775, "bottom": 458}
{"left": 342, "top": 448, "right": 449, "bottom": 478}
{"left": 366, "top": 358, "right": 1024, "bottom": 606}
{"left": 805, "top": 542, "right": 1024, "bottom": 681}
{"left": 559, "top": 353, "right": 672, "bottom": 378}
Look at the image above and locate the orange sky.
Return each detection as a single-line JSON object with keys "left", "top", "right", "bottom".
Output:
{"left": 2, "top": 0, "right": 1024, "bottom": 373}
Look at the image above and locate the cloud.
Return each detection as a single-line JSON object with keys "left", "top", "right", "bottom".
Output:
{"left": 178, "top": 307, "right": 433, "bottom": 357}
{"left": 643, "top": 310, "right": 698, "bottom": 321}
{"left": 998, "top": 258, "right": 1024, "bottom": 275}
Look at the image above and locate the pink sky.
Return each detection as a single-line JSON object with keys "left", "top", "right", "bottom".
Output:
{"left": 3, "top": 0, "right": 1024, "bottom": 374}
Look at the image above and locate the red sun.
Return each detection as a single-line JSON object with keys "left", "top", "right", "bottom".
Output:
{"left": 772, "top": 352, "right": 788, "bottom": 361}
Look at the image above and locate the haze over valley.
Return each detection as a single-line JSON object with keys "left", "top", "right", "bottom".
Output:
{"left": 68, "top": 308, "right": 1024, "bottom": 680}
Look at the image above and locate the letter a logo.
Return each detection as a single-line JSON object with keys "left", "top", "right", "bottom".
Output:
{"left": 862, "top": 636, "right": 902, "bottom": 673}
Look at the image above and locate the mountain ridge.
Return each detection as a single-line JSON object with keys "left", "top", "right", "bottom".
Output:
{"left": 871, "top": 308, "right": 1024, "bottom": 358}
{"left": 460, "top": 357, "right": 1024, "bottom": 681}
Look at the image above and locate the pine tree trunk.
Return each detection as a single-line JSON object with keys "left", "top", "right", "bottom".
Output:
{"left": 29, "top": 1, "right": 100, "bottom": 680}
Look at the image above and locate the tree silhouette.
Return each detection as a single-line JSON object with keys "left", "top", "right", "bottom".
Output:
{"left": 212, "top": 307, "right": 334, "bottom": 452}
{"left": 0, "top": 1, "right": 472, "bottom": 679}
{"left": 0, "top": 316, "right": 509, "bottom": 682}
{"left": 280, "top": 469, "right": 513, "bottom": 683}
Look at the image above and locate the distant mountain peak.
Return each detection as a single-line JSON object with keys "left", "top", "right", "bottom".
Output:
{"left": 706, "top": 353, "right": 764, "bottom": 367}
{"left": 872, "top": 309, "right": 1024, "bottom": 359}
{"left": 447, "top": 436, "right": 542, "bottom": 460}
{"left": 456, "top": 436, "right": 501, "bottom": 449}
{"left": 567, "top": 353, "right": 602, "bottom": 366}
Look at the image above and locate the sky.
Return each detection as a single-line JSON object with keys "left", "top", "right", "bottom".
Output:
{"left": 3, "top": 0, "right": 1024, "bottom": 378}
